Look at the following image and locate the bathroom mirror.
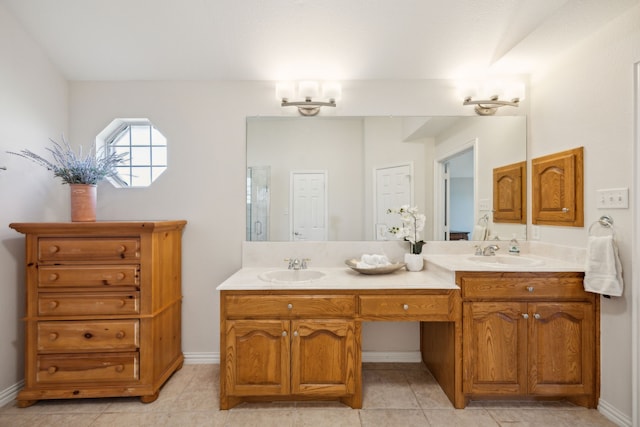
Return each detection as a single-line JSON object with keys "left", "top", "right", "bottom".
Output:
{"left": 246, "top": 115, "right": 527, "bottom": 242}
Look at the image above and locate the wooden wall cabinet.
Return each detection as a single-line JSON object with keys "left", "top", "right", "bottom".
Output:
{"left": 459, "top": 272, "right": 599, "bottom": 407}
{"left": 493, "top": 161, "right": 526, "bottom": 224}
{"left": 532, "top": 147, "right": 584, "bottom": 226}
{"left": 9, "top": 221, "right": 186, "bottom": 407}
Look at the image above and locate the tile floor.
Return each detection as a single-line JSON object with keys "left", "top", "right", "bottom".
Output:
{"left": 0, "top": 363, "right": 618, "bottom": 427}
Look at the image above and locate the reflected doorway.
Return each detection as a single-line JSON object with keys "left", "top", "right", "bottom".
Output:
{"left": 435, "top": 141, "right": 476, "bottom": 240}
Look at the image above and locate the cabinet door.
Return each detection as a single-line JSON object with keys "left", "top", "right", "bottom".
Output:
{"left": 493, "top": 161, "right": 526, "bottom": 224}
{"left": 291, "top": 319, "right": 356, "bottom": 396}
{"left": 531, "top": 147, "right": 583, "bottom": 226}
{"left": 528, "top": 302, "right": 594, "bottom": 395}
{"left": 463, "top": 302, "right": 527, "bottom": 395}
{"left": 225, "top": 320, "right": 290, "bottom": 396}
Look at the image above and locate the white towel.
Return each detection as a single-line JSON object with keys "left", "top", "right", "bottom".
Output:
{"left": 584, "top": 235, "right": 623, "bottom": 297}
{"left": 471, "top": 225, "right": 487, "bottom": 241}
{"left": 356, "top": 254, "right": 391, "bottom": 269}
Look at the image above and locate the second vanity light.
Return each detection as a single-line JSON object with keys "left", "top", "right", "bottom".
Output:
{"left": 276, "top": 81, "right": 341, "bottom": 116}
{"left": 460, "top": 80, "right": 525, "bottom": 116}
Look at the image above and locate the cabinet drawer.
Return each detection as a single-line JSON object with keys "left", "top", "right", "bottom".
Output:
{"left": 38, "top": 238, "right": 140, "bottom": 262}
{"left": 38, "top": 265, "right": 139, "bottom": 288}
{"left": 37, "top": 320, "right": 139, "bottom": 352}
{"left": 225, "top": 295, "right": 356, "bottom": 318}
{"left": 359, "top": 295, "right": 453, "bottom": 319}
{"left": 462, "top": 276, "right": 587, "bottom": 300}
{"left": 38, "top": 292, "right": 140, "bottom": 316}
{"left": 36, "top": 352, "right": 139, "bottom": 383}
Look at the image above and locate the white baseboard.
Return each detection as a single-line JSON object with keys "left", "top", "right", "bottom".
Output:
{"left": 362, "top": 351, "right": 422, "bottom": 363}
{"left": 598, "top": 398, "right": 631, "bottom": 427}
{"left": 0, "top": 379, "right": 23, "bottom": 408}
{"left": 183, "top": 352, "right": 219, "bottom": 364}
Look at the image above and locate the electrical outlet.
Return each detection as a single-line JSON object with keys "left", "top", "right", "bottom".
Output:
{"left": 531, "top": 225, "right": 540, "bottom": 240}
{"left": 597, "top": 188, "right": 629, "bottom": 209}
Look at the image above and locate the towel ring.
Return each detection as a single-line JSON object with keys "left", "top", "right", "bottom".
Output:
{"left": 588, "top": 215, "right": 615, "bottom": 236}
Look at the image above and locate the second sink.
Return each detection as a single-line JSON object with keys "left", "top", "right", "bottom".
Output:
{"left": 258, "top": 269, "right": 326, "bottom": 284}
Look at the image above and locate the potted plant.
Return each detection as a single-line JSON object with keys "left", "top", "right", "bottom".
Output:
{"left": 387, "top": 205, "right": 426, "bottom": 271}
{"left": 8, "top": 137, "right": 126, "bottom": 222}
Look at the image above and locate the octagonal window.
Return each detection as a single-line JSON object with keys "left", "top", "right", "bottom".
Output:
{"left": 97, "top": 118, "right": 167, "bottom": 188}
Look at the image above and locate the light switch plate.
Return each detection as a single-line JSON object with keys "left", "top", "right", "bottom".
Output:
{"left": 479, "top": 198, "right": 491, "bottom": 211}
{"left": 597, "top": 188, "right": 629, "bottom": 209}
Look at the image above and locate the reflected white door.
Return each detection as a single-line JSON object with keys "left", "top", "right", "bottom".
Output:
{"left": 291, "top": 171, "right": 327, "bottom": 241}
{"left": 374, "top": 164, "right": 412, "bottom": 240}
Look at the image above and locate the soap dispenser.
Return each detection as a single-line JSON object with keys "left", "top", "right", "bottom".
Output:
{"left": 508, "top": 234, "right": 520, "bottom": 255}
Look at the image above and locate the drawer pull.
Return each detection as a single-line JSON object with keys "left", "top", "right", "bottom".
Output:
{"left": 534, "top": 313, "right": 541, "bottom": 320}
{"left": 115, "top": 365, "right": 124, "bottom": 373}
{"left": 116, "top": 331, "right": 126, "bottom": 339}
{"left": 527, "top": 286, "right": 534, "bottom": 292}
{"left": 84, "top": 332, "right": 93, "bottom": 339}
{"left": 116, "top": 272, "right": 126, "bottom": 281}
{"left": 521, "top": 313, "right": 529, "bottom": 319}
{"left": 48, "top": 245, "right": 60, "bottom": 254}
{"left": 48, "top": 300, "right": 59, "bottom": 309}
{"left": 282, "top": 331, "right": 287, "bottom": 337}
{"left": 403, "top": 304, "right": 409, "bottom": 311}
{"left": 287, "top": 303, "right": 293, "bottom": 310}
{"left": 48, "top": 273, "right": 59, "bottom": 281}
{"left": 118, "top": 299, "right": 127, "bottom": 307}
{"left": 48, "top": 332, "right": 58, "bottom": 341}
{"left": 117, "top": 245, "right": 126, "bottom": 253}
{"left": 293, "top": 331, "right": 299, "bottom": 337}
{"left": 48, "top": 366, "right": 58, "bottom": 375}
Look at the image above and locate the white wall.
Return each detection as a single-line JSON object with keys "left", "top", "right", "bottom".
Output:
{"left": 530, "top": 5, "right": 640, "bottom": 423}
{"left": 0, "top": 4, "right": 68, "bottom": 399}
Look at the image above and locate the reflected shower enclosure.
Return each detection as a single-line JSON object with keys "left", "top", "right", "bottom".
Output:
{"left": 247, "top": 166, "right": 270, "bottom": 241}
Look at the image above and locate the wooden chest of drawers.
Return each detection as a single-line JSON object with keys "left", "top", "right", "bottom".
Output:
{"left": 9, "top": 221, "right": 186, "bottom": 407}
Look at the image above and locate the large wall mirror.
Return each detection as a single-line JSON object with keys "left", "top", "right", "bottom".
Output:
{"left": 246, "top": 115, "right": 527, "bottom": 242}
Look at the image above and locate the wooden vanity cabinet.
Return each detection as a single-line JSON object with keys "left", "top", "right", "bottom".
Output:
{"left": 221, "top": 292, "right": 359, "bottom": 409}
{"left": 459, "top": 272, "right": 599, "bottom": 407}
{"left": 9, "top": 221, "right": 186, "bottom": 407}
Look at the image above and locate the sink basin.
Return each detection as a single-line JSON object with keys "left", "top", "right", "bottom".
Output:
{"left": 467, "top": 255, "right": 544, "bottom": 268}
{"left": 258, "top": 269, "right": 326, "bottom": 284}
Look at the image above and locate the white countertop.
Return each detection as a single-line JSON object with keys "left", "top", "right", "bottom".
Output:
{"left": 217, "top": 251, "right": 585, "bottom": 291}
{"left": 423, "top": 253, "right": 586, "bottom": 273}
{"left": 216, "top": 266, "right": 459, "bottom": 291}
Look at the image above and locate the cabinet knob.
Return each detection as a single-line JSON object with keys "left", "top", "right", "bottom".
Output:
{"left": 522, "top": 313, "right": 529, "bottom": 319}
{"left": 116, "top": 272, "right": 126, "bottom": 280}
{"left": 287, "top": 303, "right": 293, "bottom": 310}
{"left": 115, "top": 365, "right": 124, "bottom": 373}
{"left": 293, "top": 331, "right": 299, "bottom": 337}
{"left": 562, "top": 207, "right": 570, "bottom": 213}
{"left": 118, "top": 299, "right": 127, "bottom": 308}
{"left": 527, "top": 286, "right": 534, "bottom": 292}
{"left": 282, "top": 331, "right": 287, "bottom": 337}
{"left": 117, "top": 245, "right": 126, "bottom": 253}
{"left": 48, "top": 245, "right": 60, "bottom": 254}
{"left": 403, "top": 304, "right": 409, "bottom": 311}
{"left": 116, "top": 331, "right": 125, "bottom": 339}
{"left": 47, "top": 366, "right": 58, "bottom": 375}
{"left": 84, "top": 332, "right": 93, "bottom": 339}
{"left": 48, "top": 301, "right": 59, "bottom": 309}
{"left": 48, "top": 273, "right": 59, "bottom": 281}
{"left": 534, "top": 313, "right": 541, "bottom": 320}
{"left": 48, "top": 332, "right": 58, "bottom": 341}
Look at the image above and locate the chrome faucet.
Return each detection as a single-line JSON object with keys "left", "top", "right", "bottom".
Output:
{"left": 285, "top": 258, "right": 309, "bottom": 270}
{"left": 482, "top": 244, "right": 500, "bottom": 256}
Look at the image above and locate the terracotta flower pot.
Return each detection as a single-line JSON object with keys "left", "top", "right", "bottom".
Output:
{"left": 70, "top": 184, "right": 97, "bottom": 222}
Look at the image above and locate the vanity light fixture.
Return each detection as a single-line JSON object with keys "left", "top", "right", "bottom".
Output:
{"left": 276, "top": 81, "right": 341, "bottom": 116}
{"left": 461, "top": 80, "right": 525, "bottom": 116}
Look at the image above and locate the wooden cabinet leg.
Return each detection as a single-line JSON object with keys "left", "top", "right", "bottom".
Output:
{"left": 17, "top": 400, "right": 37, "bottom": 408}
{"left": 140, "top": 391, "right": 159, "bottom": 404}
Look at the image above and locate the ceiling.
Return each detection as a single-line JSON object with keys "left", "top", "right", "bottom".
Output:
{"left": 1, "top": 0, "right": 637, "bottom": 81}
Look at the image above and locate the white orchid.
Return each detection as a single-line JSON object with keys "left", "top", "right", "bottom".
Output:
{"left": 387, "top": 205, "right": 426, "bottom": 254}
